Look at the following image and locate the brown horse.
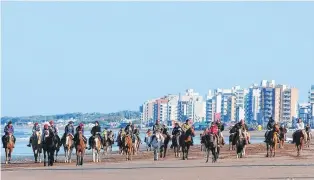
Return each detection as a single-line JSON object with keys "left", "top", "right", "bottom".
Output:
{"left": 75, "top": 131, "right": 86, "bottom": 166}
{"left": 64, "top": 134, "right": 74, "bottom": 163}
{"left": 172, "top": 132, "right": 181, "bottom": 158}
{"left": 279, "top": 128, "right": 287, "bottom": 149}
{"left": 160, "top": 133, "right": 171, "bottom": 158}
{"left": 124, "top": 135, "right": 133, "bottom": 161}
{"left": 266, "top": 125, "right": 279, "bottom": 157}
{"left": 4, "top": 134, "right": 15, "bottom": 164}
{"left": 306, "top": 131, "right": 312, "bottom": 148}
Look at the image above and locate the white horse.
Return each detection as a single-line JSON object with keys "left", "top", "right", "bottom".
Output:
{"left": 64, "top": 134, "right": 74, "bottom": 163}
{"left": 150, "top": 132, "right": 165, "bottom": 161}
{"left": 236, "top": 128, "right": 247, "bottom": 159}
{"left": 92, "top": 135, "right": 101, "bottom": 162}
{"left": 144, "top": 133, "right": 152, "bottom": 151}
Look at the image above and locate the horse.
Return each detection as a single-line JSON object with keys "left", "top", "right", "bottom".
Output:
{"left": 266, "top": 125, "right": 279, "bottom": 157}
{"left": 102, "top": 131, "right": 113, "bottom": 156}
{"left": 229, "top": 133, "right": 235, "bottom": 150}
{"left": 4, "top": 133, "right": 15, "bottom": 164}
{"left": 132, "top": 135, "right": 140, "bottom": 155}
{"left": 306, "top": 130, "right": 312, "bottom": 148}
{"left": 235, "top": 128, "right": 246, "bottom": 159}
{"left": 75, "top": 131, "right": 86, "bottom": 166}
{"left": 179, "top": 127, "right": 195, "bottom": 160}
{"left": 53, "top": 135, "right": 62, "bottom": 162}
{"left": 172, "top": 132, "right": 181, "bottom": 158}
{"left": 30, "top": 131, "right": 42, "bottom": 163}
{"left": 160, "top": 133, "right": 171, "bottom": 158}
{"left": 150, "top": 131, "right": 165, "bottom": 161}
{"left": 116, "top": 133, "right": 124, "bottom": 155}
{"left": 64, "top": 134, "right": 74, "bottom": 163}
{"left": 42, "top": 129, "right": 56, "bottom": 166}
{"left": 92, "top": 134, "right": 101, "bottom": 162}
{"left": 203, "top": 133, "right": 219, "bottom": 163}
{"left": 279, "top": 128, "right": 287, "bottom": 149}
{"left": 123, "top": 135, "right": 133, "bottom": 161}
{"left": 294, "top": 130, "right": 306, "bottom": 156}
{"left": 144, "top": 133, "right": 152, "bottom": 151}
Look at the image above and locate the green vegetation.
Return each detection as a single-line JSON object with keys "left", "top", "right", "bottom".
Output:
{"left": 1, "top": 110, "right": 141, "bottom": 124}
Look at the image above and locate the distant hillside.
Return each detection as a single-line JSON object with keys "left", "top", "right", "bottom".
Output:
{"left": 1, "top": 111, "right": 141, "bottom": 124}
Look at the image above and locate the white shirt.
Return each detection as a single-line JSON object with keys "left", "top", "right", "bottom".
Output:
{"left": 296, "top": 122, "right": 304, "bottom": 130}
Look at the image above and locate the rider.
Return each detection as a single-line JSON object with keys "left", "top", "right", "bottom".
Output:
{"left": 124, "top": 121, "right": 134, "bottom": 135}
{"left": 133, "top": 126, "right": 141, "bottom": 143}
{"left": 171, "top": 122, "right": 182, "bottom": 148}
{"left": 27, "top": 122, "right": 41, "bottom": 147}
{"left": 41, "top": 124, "right": 51, "bottom": 143}
{"left": 2, "top": 121, "right": 16, "bottom": 148}
{"left": 153, "top": 120, "right": 163, "bottom": 133}
{"left": 264, "top": 117, "right": 276, "bottom": 143}
{"left": 74, "top": 123, "right": 87, "bottom": 145}
{"left": 305, "top": 123, "right": 311, "bottom": 133}
{"left": 88, "top": 121, "right": 102, "bottom": 150}
{"left": 181, "top": 119, "right": 194, "bottom": 145}
{"left": 49, "top": 120, "right": 60, "bottom": 143}
{"left": 292, "top": 118, "right": 306, "bottom": 143}
{"left": 234, "top": 119, "right": 250, "bottom": 144}
{"left": 215, "top": 119, "right": 225, "bottom": 145}
{"left": 61, "top": 121, "right": 75, "bottom": 144}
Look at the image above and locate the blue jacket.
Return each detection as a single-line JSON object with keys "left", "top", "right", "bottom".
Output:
{"left": 4, "top": 125, "right": 14, "bottom": 135}
{"left": 65, "top": 124, "right": 74, "bottom": 135}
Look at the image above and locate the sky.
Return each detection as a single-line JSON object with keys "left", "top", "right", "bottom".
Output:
{"left": 2, "top": 2, "right": 314, "bottom": 117}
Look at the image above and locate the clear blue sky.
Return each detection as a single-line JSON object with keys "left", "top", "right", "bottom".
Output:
{"left": 2, "top": 2, "right": 314, "bottom": 117}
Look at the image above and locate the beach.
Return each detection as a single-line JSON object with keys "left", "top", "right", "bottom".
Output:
{"left": 2, "top": 138, "right": 314, "bottom": 180}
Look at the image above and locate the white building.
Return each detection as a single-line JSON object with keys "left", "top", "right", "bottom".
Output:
{"left": 178, "top": 89, "right": 206, "bottom": 122}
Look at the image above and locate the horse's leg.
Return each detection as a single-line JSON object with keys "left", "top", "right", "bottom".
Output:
{"left": 164, "top": 146, "right": 167, "bottom": 158}
{"left": 44, "top": 150, "right": 47, "bottom": 166}
{"left": 266, "top": 144, "right": 269, "bottom": 157}
{"left": 186, "top": 145, "right": 189, "bottom": 160}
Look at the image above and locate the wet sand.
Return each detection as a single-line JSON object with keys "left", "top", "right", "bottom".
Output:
{"left": 2, "top": 141, "right": 314, "bottom": 180}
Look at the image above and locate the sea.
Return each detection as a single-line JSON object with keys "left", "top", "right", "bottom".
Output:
{"left": 0, "top": 127, "right": 264, "bottom": 157}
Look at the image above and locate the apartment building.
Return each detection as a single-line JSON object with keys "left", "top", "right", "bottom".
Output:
{"left": 245, "top": 84, "right": 261, "bottom": 124}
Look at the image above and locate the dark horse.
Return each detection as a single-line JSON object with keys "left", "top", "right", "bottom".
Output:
{"left": 293, "top": 130, "right": 305, "bottom": 156}
{"left": 42, "top": 129, "right": 56, "bottom": 166}
{"left": 160, "top": 133, "right": 171, "bottom": 158}
{"left": 54, "top": 134, "right": 62, "bottom": 162}
{"left": 203, "top": 133, "right": 219, "bottom": 163}
{"left": 179, "top": 127, "right": 195, "bottom": 160}
{"left": 266, "top": 124, "right": 279, "bottom": 158}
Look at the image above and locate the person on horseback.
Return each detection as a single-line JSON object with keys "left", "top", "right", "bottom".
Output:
{"left": 27, "top": 122, "right": 41, "bottom": 147}
{"left": 172, "top": 122, "right": 182, "bottom": 136}
{"left": 279, "top": 124, "right": 287, "bottom": 136}
{"left": 234, "top": 119, "right": 250, "bottom": 144}
{"left": 264, "top": 117, "right": 276, "bottom": 143}
{"left": 125, "top": 121, "right": 134, "bottom": 135}
{"left": 133, "top": 126, "right": 141, "bottom": 143}
{"left": 61, "top": 121, "right": 75, "bottom": 144}
{"left": 305, "top": 123, "right": 311, "bottom": 133}
{"left": 215, "top": 119, "right": 225, "bottom": 145}
{"left": 153, "top": 120, "right": 163, "bottom": 133}
{"left": 181, "top": 119, "right": 194, "bottom": 145}
{"left": 41, "top": 124, "right": 51, "bottom": 143}
{"left": 74, "top": 123, "right": 87, "bottom": 146}
{"left": 2, "top": 121, "right": 16, "bottom": 148}
{"left": 292, "top": 118, "right": 306, "bottom": 143}
{"left": 88, "top": 121, "right": 102, "bottom": 150}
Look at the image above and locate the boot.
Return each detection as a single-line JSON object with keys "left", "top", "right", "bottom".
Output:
{"left": 221, "top": 137, "right": 225, "bottom": 145}
{"left": 27, "top": 138, "right": 32, "bottom": 147}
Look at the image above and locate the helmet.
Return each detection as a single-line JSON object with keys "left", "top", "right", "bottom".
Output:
{"left": 79, "top": 123, "right": 84, "bottom": 127}
{"left": 68, "top": 121, "right": 73, "bottom": 124}
{"left": 35, "top": 122, "right": 39, "bottom": 126}
{"left": 95, "top": 121, "right": 99, "bottom": 124}
{"left": 44, "top": 124, "right": 49, "bottom": 129}
{"left": 8, "top": 121, "right": 12, "bottom": 125}
{"left": 49, "top": 120, "right": 54, "bottom": 125}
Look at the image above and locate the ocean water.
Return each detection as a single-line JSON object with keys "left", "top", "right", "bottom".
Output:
{"left": 1, "top": 127, "right": 264, "bottom": 157}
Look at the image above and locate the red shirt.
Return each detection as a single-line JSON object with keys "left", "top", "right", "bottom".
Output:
{"left": 209, "top": 125, "right": 218, "bottom": 135}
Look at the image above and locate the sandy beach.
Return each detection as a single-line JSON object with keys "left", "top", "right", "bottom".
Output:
{"left": 2, "top": 138, "right": 314, "bottom": 180}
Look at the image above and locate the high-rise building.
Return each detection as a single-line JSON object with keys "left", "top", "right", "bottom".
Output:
{"left": 298, "top": 103, "right": 312, "bottom": 126}
{"left": 178, "top": 89, "right": 206, "bottom": 122}
{"left": 245, "top": 84, "right": 261, "bottom": 124}
{"left": 140, "top": 99, "right": 158, "bottom": 124}
{"left": 308, "top": 85, "right": 314, "bottom": 125}
{"left": 260, "top": 81, "right": 298, "bottom": 127}
{"left": 227, "top": 95, "right": 236, "bottom": 121}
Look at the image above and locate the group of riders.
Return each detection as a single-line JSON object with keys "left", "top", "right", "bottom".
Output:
{"left": 2, "top": 120, "right": 116, "bottom": 150}
{"left": 2, "top": 117, "right": 312, "bottom": 150}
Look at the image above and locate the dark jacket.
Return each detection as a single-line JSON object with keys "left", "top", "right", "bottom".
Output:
{"left": 124, "top": 124, "right": 134, "bottom": 134}
{"left": 216, "top": 122, "right": 225, "bottom": 132}
{"left": 267, "top": 119, "right": 275, "bottom": 130}
{"left": 279, "top": 127, "right": 287, "bottom": 134}
{"left": 65, "top": 124, "right": 74, "bottom": 135}
{"left": 235, "top": 122, "right": 248, "bottom": 131}
{"left": 91, "top": 125, "right": 101, "bottom": 136}
{"left": 305, "top": 126, "right": 311, "bottom": 132}
{"left": 76, "top": 126, "right": 84, "bottom": 134}
{"left": 153, "top": 124, "right": 163, "bottom": 132}
{"left": 172, "top": 127, "right": 182, "bottom": 135}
